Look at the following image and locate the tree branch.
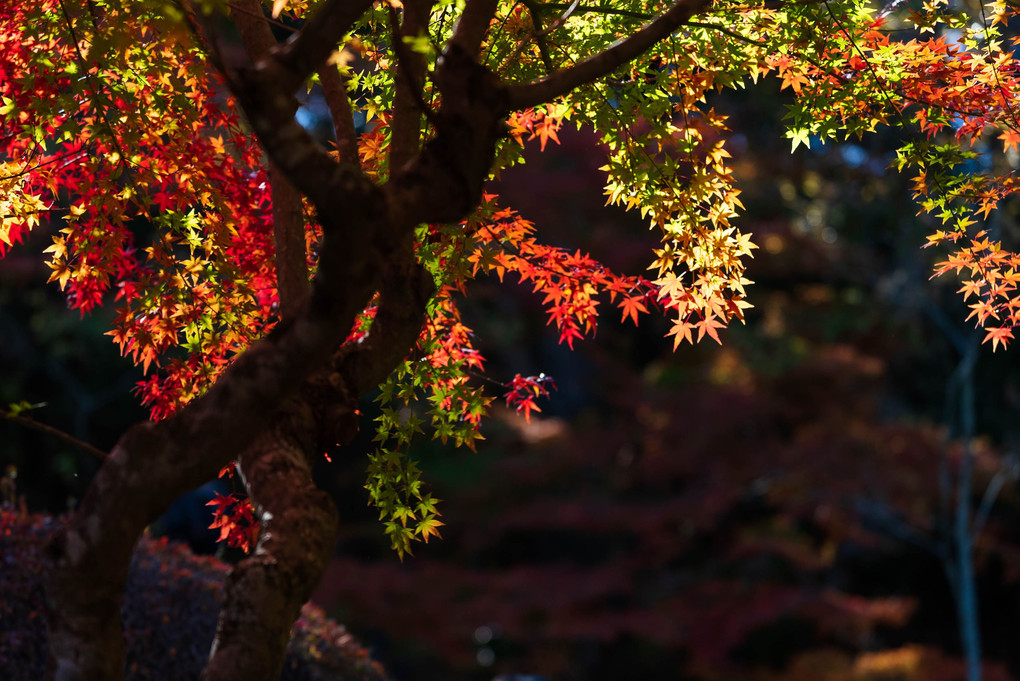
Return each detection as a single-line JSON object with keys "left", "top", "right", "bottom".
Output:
{"left": 217, "top": 34, "right": 376, "bottom": 234}
{"left": 540, "top": 2, "right": 651, "bottom": 21}
{"left": 202, "top": 239, "right": 434, "bottom": 681}
{"left": 318, "top": 63, "right": 361, "bottom": 167}
{"left": 231, "top": 0, "right": 310, "bottom": 319}
{"left": 201, "top": 242, "right": 434, "bottom": 681}
{"left": 226, "top": 0, "right": 298, "bottom": 32}
{"left": 43, "top": 4, "right": 506, "bottom": 679}
{"left": 506, "top": 0, "right": 712, "bottom": 109}
{"left": 43, "top": 205, "right": 390, "bottom": 676}
{"left": 301, "top": 243, "right": 434, "bottom": 454}
{"left": 334, "top": 246, "right": 435, "bottom": 395}
{"left": 272, "top": 0, "right": 378, "bottom": 92}
{"left": 384, "top": 44, "right": 509, "bottom": 226}
{"left": 448, "top": 0, "right": 500, "bottom": 58}
{"left": 953, "top": 333, "right": 982, "bottom": 681}
{"left": 388, "top": 0, "right": 436, "bottom": 172}
{"left": 270, "top": 173, "right": 310, "bottom": 318}
{"left": 972, "top": 454, "right": 1018, "bottom": 540}
{"left": 853, "top": 496, "right": 941, "bottom": 555}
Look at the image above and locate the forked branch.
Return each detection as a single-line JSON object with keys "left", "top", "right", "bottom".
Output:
{"left": 271, "top": 0, "right": 377, "bottom": 92}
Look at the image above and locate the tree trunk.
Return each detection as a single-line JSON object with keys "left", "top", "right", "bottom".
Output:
{"left": 202, "top": 399, "right": 340, "bottom": 681}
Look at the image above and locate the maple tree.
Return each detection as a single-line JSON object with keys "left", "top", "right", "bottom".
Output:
{"left": 4, "top": 0, "right": 1020, "bottom": 679}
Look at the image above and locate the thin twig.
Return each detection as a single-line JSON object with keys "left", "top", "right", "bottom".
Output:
{"left": 972, "top": 455, "right": 1018, "bottom": 540}
{"left": 226, "top": 1, "right": 298, "bottom": 33}
{"left": 540, "top": 3, "right": 650, "bottom": 21}
{"left": 853, "top": 496, "right": 940, "bottom": 554}
{"left": 0, "top": 409, "right": 107, "bottom": 460}
{"left": 57, "top": 1, "right": 132, "bottom": 179}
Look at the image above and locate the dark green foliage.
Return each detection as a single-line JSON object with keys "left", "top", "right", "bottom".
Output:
{"left": 0, "top": 510, "right": 388, "bottom": 681}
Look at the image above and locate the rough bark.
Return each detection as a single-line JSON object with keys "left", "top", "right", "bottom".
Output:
{"left": 42, "top": 188, "right": 385, "bottom": 681}
{"left": 449, "top": 0, "right": 500, "bottom": 58}
{"left": 43, "top": 41, "right": 392, "bottom": 675}
{"left": 186, "top": 8, "right": 344, "bottom": 680}
{"left": 201, "top": 401, "right": 339, "bottom": 681}
{"left": 270, "top": 172, "right": 310, "bottom": 318}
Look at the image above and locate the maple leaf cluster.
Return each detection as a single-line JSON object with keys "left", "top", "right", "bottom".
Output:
{"left": 506, "top": 104, "right": 569, "bottom": 152}
{"left": 469, "top": 195, "right": 662, "bottom": 349}
{"left": 768, "top": 0, "right": 1020, "bottom": 349}
{"left": 502, "top": 373, "right": 557, "bottom": 423}
{"left": 205, "top": 492, "right": 258, "bottom": 554}
{"left": 1, "top": 2, "right": 280, "bottom": 423}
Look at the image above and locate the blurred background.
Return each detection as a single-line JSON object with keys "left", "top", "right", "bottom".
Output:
{"left": 4, "top": 79, "right": 1020, "bottom": 681}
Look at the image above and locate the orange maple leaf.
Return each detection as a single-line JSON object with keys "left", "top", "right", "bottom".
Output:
{"left": 983, "top": 325, "right": 1014, "bottom": 351}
